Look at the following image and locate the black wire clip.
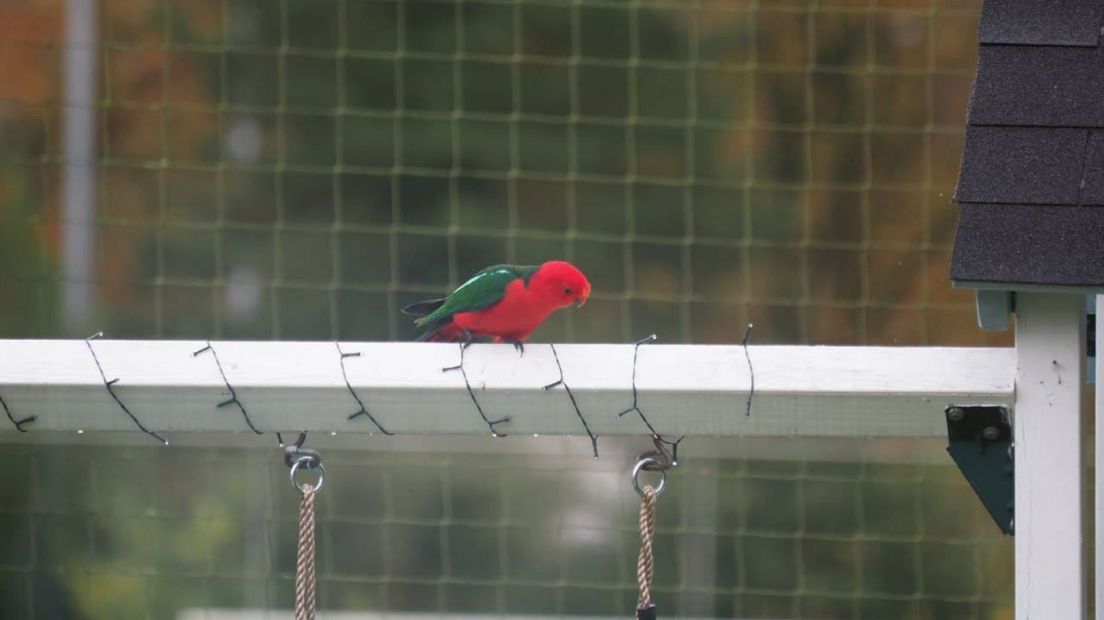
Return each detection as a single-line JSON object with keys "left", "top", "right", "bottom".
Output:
{"left": 283, "top": 431, "right": 321, "bottom": 469}
{"left": 0, "top": 393, "right": 35, "bottom": 432}
{"left": 86, "top": 331, "right": 168, "bottom": 445}
{"left": 636, "top": 434, "right": 678, "bottom": 474}
{"left": 618, "top": 334, "right": 684, "bottom": 462}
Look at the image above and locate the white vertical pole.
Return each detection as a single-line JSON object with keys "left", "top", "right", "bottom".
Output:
{"left": 1096, "top": 295, "right": 1103, "bottom": 620}
{"left": 1015, "top": 292, "right": 1087, "bottom": 620}
{"left": 61, "top": 0, "right": 99, "bottom": 333}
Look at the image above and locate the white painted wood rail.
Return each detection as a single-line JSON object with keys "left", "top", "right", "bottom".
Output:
{"left": 1014, "top": 293, "right": 1087, "bottom": 620}
{"left": 0, "top": 340, "right": 1014, "bottom": 439}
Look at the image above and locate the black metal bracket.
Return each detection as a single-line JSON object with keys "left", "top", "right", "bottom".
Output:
{"left": 944, "top": 405, "right": 1014, "bottom": 535}
{"left": 1088, "top": 311, "right": 1096, "bottom": 359}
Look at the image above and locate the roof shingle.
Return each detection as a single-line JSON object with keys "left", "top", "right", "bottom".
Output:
{"left": 951, "top": 0, "right": 1104, "bottom": 288}
{"left": 955, "top": 126, "right": 1088, "bottom": 205}
{"left": 953, "top": 204, "right": 1104, "bottom": 287}
{"left": 970, "top": 45, "right": 1104, "bottom": 127}
{"left": 1081, "top": 131, "right": 1104, "bottom": 204}
{"left": 979, "top": 0, "right": 1104, "bottom": 47}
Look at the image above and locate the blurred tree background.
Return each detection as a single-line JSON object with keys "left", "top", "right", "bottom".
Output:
{"left": 0, "top": 0, "right": 1013, "bottom": 618}
{"left": 0, "top": 0, "right": 1005, "bottom": 347}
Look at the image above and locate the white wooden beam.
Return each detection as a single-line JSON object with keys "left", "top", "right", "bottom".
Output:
{"left": 0, "top": 340, "right": 1014, "bottom": 439}
{"left": 1096, "top": 294, "right": 1104, "bottom": 620}
{"left": 1015, "top": 293, "right": 1087, "bottom": 620}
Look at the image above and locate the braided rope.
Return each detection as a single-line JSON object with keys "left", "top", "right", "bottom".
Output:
{"left": 295, "top": 483, "right": 318, "bottom": 620}
{"left": 636, "top": 485, "right": 657, "bottom": 609}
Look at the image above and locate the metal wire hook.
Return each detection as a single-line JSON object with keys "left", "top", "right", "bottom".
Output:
{"left": 632, "top": 456, "right": 667, "bottom": 497}
{"left": 284, "top": 431, "right": 324, "bottom": 493}
{"left": 631, "top": 435, "right": 676, "bottom": 497}
{"left": 290, "top": 455, "right": 326, "bottom": 494}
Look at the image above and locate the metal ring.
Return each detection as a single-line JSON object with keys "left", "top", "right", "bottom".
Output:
{"left": 289, "top": 455, "right": 325, "bottom": 494}
{"left": 631, "top": 457, "right": 667, "bottom": 497}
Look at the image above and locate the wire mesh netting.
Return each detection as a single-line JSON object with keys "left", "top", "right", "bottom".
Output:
{"left": 1, "top": 0, "right": 1014, "bottom": 618}
{"left": 1, "top": 438, "right": 1011, "bottom": 619}
{"left": 1, "top": 0, "right": 1009, "bottom": 347}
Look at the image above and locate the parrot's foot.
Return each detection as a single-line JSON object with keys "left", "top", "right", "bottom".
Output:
{"left": 506, "top": 339, "right": 525, "bottom": 356}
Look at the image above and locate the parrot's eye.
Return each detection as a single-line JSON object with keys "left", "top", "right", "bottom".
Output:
{"left": 564, "top": 287, "right": 572, "bottom": 295}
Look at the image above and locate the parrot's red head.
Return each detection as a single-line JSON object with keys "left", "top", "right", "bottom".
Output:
{"left": 533, "top": 260, "right": 591, "bottom": 309}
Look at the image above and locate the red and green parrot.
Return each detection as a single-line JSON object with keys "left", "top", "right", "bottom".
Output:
{"left": 402, "top": 260, "right": 591, "bottom": 350}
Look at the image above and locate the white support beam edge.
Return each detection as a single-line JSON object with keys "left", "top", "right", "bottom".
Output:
{"left": 1096, "top": 294, "right": 1103, "bottom": 620}
{"left": 1015, "top": 293, "right": 1087, "bottom": 620}
{"left": 0, "top": 340, "right": 1014, "bottom": 438}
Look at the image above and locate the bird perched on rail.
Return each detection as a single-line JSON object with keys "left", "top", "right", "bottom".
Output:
{"left": 402, "top": 260, "right": 591, "bottom": 351}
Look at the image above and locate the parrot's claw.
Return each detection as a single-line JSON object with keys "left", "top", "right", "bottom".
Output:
{"left": 506, "top": 339, "right": 525, "bottom": 356}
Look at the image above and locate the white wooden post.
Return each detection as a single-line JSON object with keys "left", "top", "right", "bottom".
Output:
{"left": 61, "top": 0, "right": 98, "bottom": 333}
{"left": 1015, "top": 292, "right": 1087, "bottom": 620}
{"left": 1096, "top": 295, "right": 1104, "bottom": 620}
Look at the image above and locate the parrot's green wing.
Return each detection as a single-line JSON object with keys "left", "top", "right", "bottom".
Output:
{"left": 415, "top": 264, "right": 539, "bottom": 327}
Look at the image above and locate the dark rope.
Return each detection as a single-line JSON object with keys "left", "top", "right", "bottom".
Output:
{"left": 741, "top": 323, "right": 754, "bottom": 417}
{"left": 443, "top": 338, "right": 510, "bottom": 437}
{"left": 617, "top": 334, "right": 683, "bottom": 462}
{"left": 85, "top": 332, "right": 168, "bottom": 445}
{"left": 193, "top": 341, "right": 264, "bottom": 435}
{"left": 0, "top": 392, "right": 34, "bottom": 432}
{"left": 335, "top": 342, "right": 393, "bottom": 435}
{"left": 543, "top": 343, "right": 598, "bottom": 459}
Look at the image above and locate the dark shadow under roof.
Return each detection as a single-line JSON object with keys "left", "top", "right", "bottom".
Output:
{"left": 951, "top": 0, "right": 1104, "bottom": 288}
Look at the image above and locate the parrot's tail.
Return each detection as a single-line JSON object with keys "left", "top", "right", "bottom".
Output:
{"left": 401, "top": 297, "right": 446, "bottom": 317}
{"left": 405, "top": 297, "right": 456, "bottom": 341}
{"left": 404, "top": 297, "right": 465, "bottom": 342}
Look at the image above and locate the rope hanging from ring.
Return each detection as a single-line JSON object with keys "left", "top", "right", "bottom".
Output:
{"left": 631, "top": 438, "right": 672, "bottom": 620}
{"left": 295, "top": 482, "right": 318, "bottom": 620}
{"left": 635, "top": 484, "right": 658, "bottom": 619}
{"left": 287, "top": 433, "right": 323, "bottom": 620}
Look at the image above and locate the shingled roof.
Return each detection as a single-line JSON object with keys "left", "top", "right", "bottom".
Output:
{"left": 950, "top": 0, "right": 1104, "bottom": 288}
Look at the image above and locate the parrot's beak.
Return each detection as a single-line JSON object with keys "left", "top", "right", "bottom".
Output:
{"left": 576, "top": 284, "right": 591, "bottom": 308}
